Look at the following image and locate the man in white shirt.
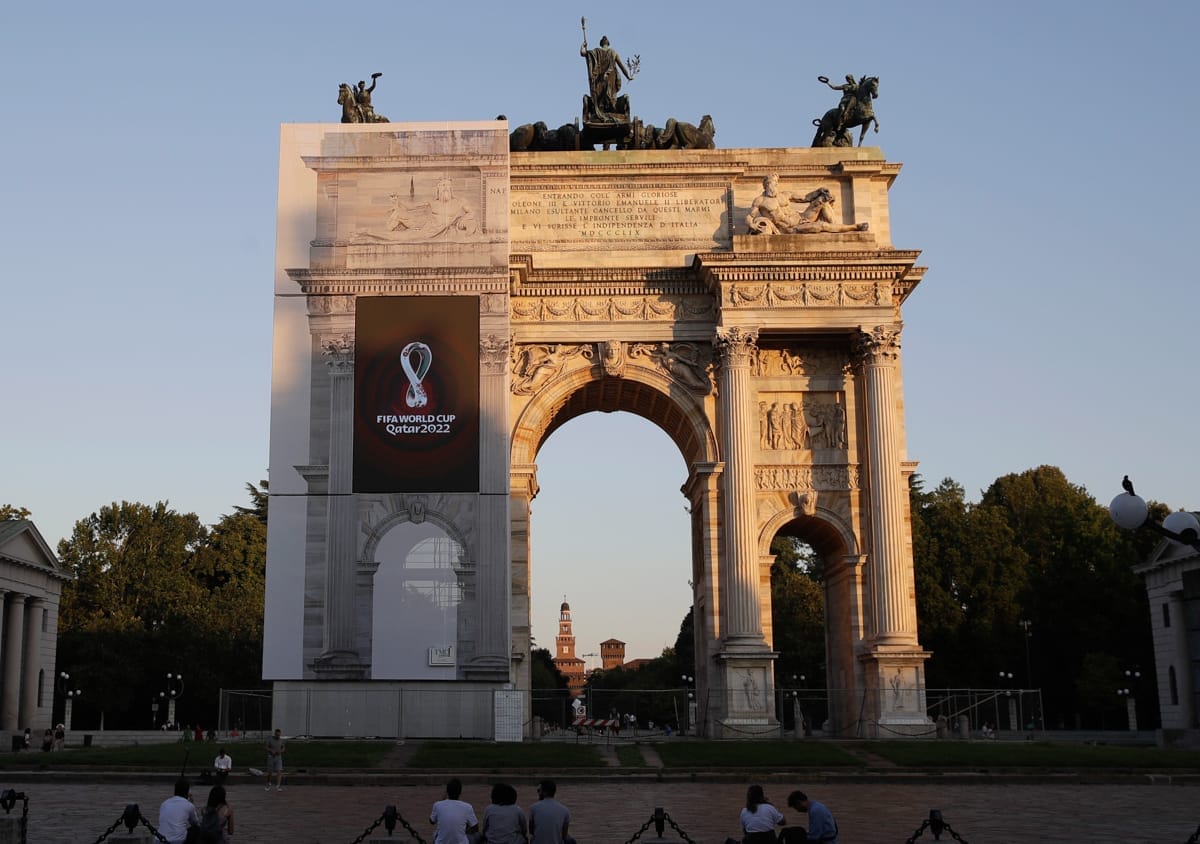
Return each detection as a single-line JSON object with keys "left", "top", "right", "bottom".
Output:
{"left": 157, "top": 777, "right": 198, "bottom": 844}
{"left": 213, "top": 747, "right": 233, "bottom": 783}
{"left": 430, "top": 778, "right": 478, "bottom": 844}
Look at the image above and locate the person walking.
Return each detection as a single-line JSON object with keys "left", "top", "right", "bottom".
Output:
{"left": 264, "top": 728, "right": 285, "bottom": 791}
{"left": 739, "top": 785, "right": 784, "bottom": 844}
{"left": 480, "top": 782, "right": 527, "bottom": 844}
{"left": 528, "top": 779, "right": 572, "bottom": 844}
{"left": 430, "top": 777, "right": 478, "bottom": 844}
{"left": 157, "top": 777, "right": 199, "bottom": 844}
{"left": 786, "top": 791, "right": 839, "bottom": 844}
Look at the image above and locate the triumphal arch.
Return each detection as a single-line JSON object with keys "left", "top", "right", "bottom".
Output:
{"left": 265, "top": 119, "right": 929, "bottom": 739}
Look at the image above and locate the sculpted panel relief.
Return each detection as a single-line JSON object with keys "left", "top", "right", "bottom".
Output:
{"left": 510, "top": 295, "right": 714, "bottom": 323}
{"left": 754, "top": 464, "right": 860, "bottom": 492}
{"left": 629, "top": 342, "right": 713, "bottom": 393}
{"left": 757, "top": 394, "right": 848, "bottom": 451}
{"left": 750, "top": 347, "right": 848, "bottom": 378}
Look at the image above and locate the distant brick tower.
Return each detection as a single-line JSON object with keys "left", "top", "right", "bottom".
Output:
{"left": 552, "top": 599, "right": 586, "bottom": 696}
{"left": 600, "top": 638, "right": 626, "bottom": 670}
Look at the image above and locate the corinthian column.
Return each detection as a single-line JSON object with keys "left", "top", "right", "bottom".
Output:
{"left": 714, "top": 327, "right": 767, "bottom": 649}
{"left": 318, "top": 334, "right": 362, "bottom": 671}
{"left": 854, "top": 324, "right": 917, "bottom": 644}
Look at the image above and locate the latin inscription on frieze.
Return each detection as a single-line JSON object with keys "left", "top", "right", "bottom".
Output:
{"left": 510, "top": 183, "right": 728, "bottom": 247}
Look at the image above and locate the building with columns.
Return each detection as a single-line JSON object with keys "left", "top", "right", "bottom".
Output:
{"left": 0, "top": 520, "right": 68, "bottom": 734}
{"left": 1135, "top": 530, "right": 1200, "bottom": 732}
{"left": 266, "top": 123, "right": 930, "bottom": 738}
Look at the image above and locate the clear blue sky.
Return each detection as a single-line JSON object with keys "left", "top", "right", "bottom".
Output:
{"left": 3, "top": 1, "right": 1198, "bottom": 664}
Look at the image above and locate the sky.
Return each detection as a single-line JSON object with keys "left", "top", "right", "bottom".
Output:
{"left": 3, "top": 1, "right": 1199, "bottom": 666}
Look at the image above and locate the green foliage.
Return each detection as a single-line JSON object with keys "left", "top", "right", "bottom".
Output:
{"left": 0, "top": 504, "right": 32, "bottom": 521}
{"left": 769, "top": 536, "right": 825, "bottom": 685}
{"left": 55, "top": 489, "right": 267, "bottom": 729}
{"left": 408, "top": 741, "right": 604, "bottom": 768}
{"left": 655, "top": 740, "right": 859, "bottom": 768}
{"left": 911, "top": 465, "right": 1159, "bottom": 729}
{"left": 530, "top": 648, "right": 568, "bottom": 690}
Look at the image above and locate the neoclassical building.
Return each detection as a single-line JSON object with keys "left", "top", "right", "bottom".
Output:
{"left": 0, "top": 520, "right": 67, "bottom": 733}
{"left": 1136, "top": 533, "right": 1200, "bottom": 732}
{"left": 265, "top": 122, "right": 929, "bottom": 738}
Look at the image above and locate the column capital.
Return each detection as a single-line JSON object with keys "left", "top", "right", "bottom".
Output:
{"left": 480, "top": 333, "right": 509, "bottom": 375}
{"left": 714, "top": 326, "right": 759, "bottom": 367}
{"left": 853, "top": 323, "right": 902, "bottom": 365}
{"left": 322, "top": 333, "right": 355, "bottom": 373}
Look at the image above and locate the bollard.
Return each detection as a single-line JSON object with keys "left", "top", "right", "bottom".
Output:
{"left": 0, "top": 789, "right": 27, "bottom": 844}
{"left": 903, "top": 808, "right": 970, "bottom": 844}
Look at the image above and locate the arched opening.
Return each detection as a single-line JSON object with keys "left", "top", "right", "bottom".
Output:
{"left": 371, "top": 521, "right": 467, "bottom": 680}
{"left": 762, "top": 508, "right": 860, "bottom": 736}
{"left": 530, "top": 410, "right": 692, "bottom": 682}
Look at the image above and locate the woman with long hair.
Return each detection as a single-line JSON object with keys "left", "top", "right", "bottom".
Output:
{"left": 739, "top": 785, "right": 784, "bottom": 844}
{"left": 199, "top": 784, "right": 234, "bottom": 842}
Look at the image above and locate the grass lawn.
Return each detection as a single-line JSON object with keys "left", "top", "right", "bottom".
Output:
{"left": 615, "top": 745, "right": 645, "bottom": 767}
{"left": 656, "top": 741, "right": 860, "bottom": 768}
{"left": 0, "top": 741, "right": 392, "bottom": 770}
{"left": 861, "top": 741, "right": 1200, "bottom": 769}
{"left": 407, "top": 742, "right": 605, "bottom": 769}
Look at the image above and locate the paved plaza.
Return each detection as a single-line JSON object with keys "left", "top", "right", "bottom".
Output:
{"left": 1, "top": 778, "right": 1197, "bottom": 843}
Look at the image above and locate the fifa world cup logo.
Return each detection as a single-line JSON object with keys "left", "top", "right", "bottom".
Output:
{"left": 400, "top": 341, "right": 432, "bottom": 408}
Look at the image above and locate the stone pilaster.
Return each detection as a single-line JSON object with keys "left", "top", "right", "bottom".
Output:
{"left": 465, "top": 331, "right": 512, "bottom": 680}
{"left": 314, "top": 334, "right": 365, "bottom": 677}
{"left": 20, "top": 598, "right": 43, "bottom": 728}
{"left": 714, "top": 327, "right": 767, "bottom": 649}
{"left": 853, "top": 324, "right": 916, "bottom": 644}
{"left": 2, "top": 595, "right": 25, "bottom": 730}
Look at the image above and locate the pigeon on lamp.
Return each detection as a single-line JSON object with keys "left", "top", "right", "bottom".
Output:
{"left": 1122, "top": 475, "right": 1136, "bottom": 496}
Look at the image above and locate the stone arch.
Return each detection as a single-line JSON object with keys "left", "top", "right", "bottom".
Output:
{"left": 757, "top": 504, "right": 859, "bottom": 560}
{"left": 360, "top": 504, "right": 475, "bottom": 679}
{"left": 511, "top": 356, "right": 719, "bottom": 468}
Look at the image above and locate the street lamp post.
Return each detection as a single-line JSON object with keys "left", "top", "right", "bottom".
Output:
{"left": 1109, "top": 486, "right": 1200, "bottom": 551}
{"left": 999, "top": 671, "right": 1017, "bottom": 731}
{"left": 163, "top": 673, "right": 185, "bottom": 728}
{"left": 57, "top": 672, "right": 81, "bottom": 731}
{"left": 681, "top": 675, "right": 695, "bottom": 735}
{"left": 1117, "top": 668, "right": 1141, "bottom": 731}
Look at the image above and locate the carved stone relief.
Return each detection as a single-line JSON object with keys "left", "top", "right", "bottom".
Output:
{"left": 599, "top": 339, "right": 627, "bottom": 377}
{"left": 750, "top": 346, "right": 848, "bottom": 378}
{"left": 757, "top": 395, "right": 847, "bottom": 450}
{"left": 308, "top": 294, "right": 357, "bottom": 316}
{"left": 322, "top": 334, "right": 355, "bottom": 372}
{"left": 509, "top": 343, "right": 593, "bottom": 395}
{"left": 754, "top": 464, "right": 859, "bottom": 491}
{"left": 510, "top": 295, "right": 714, "bottom": 323}
{"left": 629, "top": 341, "right": 713, "bottom": 393}
{"left": 728, "top": 281, "right": 891, "bottom": 310}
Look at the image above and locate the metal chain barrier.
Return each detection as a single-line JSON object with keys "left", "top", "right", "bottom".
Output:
{"left": 904, "top": 809, "right": 969, "bottom": 844}
{"left": 623, "top": 807, "right": 697, "bottom": 844}
{"left": 348, "top": 805, "right": 426, "bottom": 844}
{"left": 0, "top": 789, "right": 29, "bottom": 844}
{"left": 1184, "top": 823, "right": 1200, "bottom": 844}
{"left": 91, "top": 803, "right": 168, "bottom": 844}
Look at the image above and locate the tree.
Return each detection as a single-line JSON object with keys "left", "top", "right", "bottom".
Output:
{"left": 910, "top": 477, "right": 1029, "bottom": 687}
{"left": 769, "top": 536, "right": 825, "bottom": 685}
{"left": 979, "top": 465, "right": 1156, "bottom": 728}
{"left": 231, "top": 480, "right": 268, "bottom": 524}
{"left": 56, "top": 490, "right": 268, "bottom": 729}
{"left": 0, "top": 504, "right": 32, "bottom": 521}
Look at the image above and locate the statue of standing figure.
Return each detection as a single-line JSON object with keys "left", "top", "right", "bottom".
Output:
{"left": 580, "top": 17, "right": 638, "bottom": 124}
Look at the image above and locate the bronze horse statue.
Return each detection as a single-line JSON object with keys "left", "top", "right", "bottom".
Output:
{"left": 338, "top": 83, "right": 389, "bottom": 123}
{"left": 811, "top": 76, "right": 879, "bottom": 147}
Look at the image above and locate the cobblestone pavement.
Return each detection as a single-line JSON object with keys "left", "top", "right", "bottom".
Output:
{"left": 2, "top": 778, "right": 1198, "bottom": 844}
